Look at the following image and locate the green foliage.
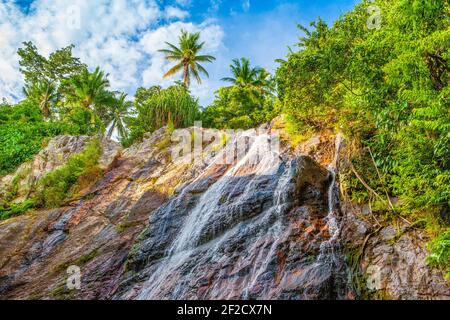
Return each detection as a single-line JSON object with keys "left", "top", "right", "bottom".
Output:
{"left": 202, "top": 85, "right": 277, "bottom": 129}
{"left": 107, "top": 93, "right": 132, "bottom": 140}
{"left": 159, "top": 30, "right": 216, "bottom": 87}
{"left": 0, "top": 139, "right": 102, "bottom": 219}
{"left": 35, "top": 139, "right": 102, "bottom": 208}
{"left": 17, "top": 41, "right": 86, "bottom": 86}
{"left": 123, "top": 85, "right": 200, "bottom": 146}
{"left": 60, "top": 106, "right": 105, "bottom": 136}
{"left": 427, "top": 231, "right": 450, "bottom": 279}
{"left": 0, "top": 101, "right": 104, "bottom": 177}
{"left": 0, "top": 101, "right": 66, "bottom": 176}
{"left": 1, "top": 43, "right": 131, "bottom": 178}
{"left": 0, "top": 167, "right": 35, "bottom": 220}
{"left": 63, "top": 67, "right": 116, "bottom": 125}
{"left": 22, "top": 81, "right": 58, "bottom": 119}
{"left": 0, "top": 199, "right": 36, "bottom": 221}
{"left": 76, "top": 248, "right": 100, "bottom": 265}
{"left": 221, "top": 58, "right": 275, "bottom": 93}
{"left": 276, "top": 0, "right": 449, "bottom": 228}
{"left": 203, "top": 58, "right": 278, "bottom": 129}
{"left": 17, "top": 41, "right": 86, "bottom": 120}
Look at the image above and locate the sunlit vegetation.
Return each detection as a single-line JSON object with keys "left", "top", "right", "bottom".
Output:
{"left": 276, "top": 0, "right": 449, "bottom": 271}
{"left": 122, "top": 84, "right": 200, "bottom": 147}
{"left": 202, "top": 58, "right": 278, "bottom": 129}
{"left": 159, "top": 30, "right": 216, "bottom": 87}
{"left": 0, "top": 139, "right": 102, "bottom": 219}
{"left": 0, "top": 1, "right": 448, "bottom": 272}
{"left": 35, "top": 139, "right": 103, "bottom": 208}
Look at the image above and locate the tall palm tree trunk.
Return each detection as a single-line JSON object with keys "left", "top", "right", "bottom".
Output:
{"left": 183, "top": 64, "right": 190, "bottom": 87}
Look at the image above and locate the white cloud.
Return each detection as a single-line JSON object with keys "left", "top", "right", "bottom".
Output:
{"left": 165, "top": 6, "right": 189, "bottom": 20}
{"left": 140, "top": 21, "right": 224, "bottom": 104}
{"left": 0, "top": 0, "right": 224, "bottom": 104}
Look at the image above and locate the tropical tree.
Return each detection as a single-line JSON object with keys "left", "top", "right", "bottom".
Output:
{"left": 64, "top": 67, "right": 115, "bottom": 123}
{"left": 222, "top": 58, "right": 273, "bottom": 93}
{"left": 123, "top": 84, "right": 200, "bottom": 146}
{"left": 18, "top": 41, "right": 86, "bottom": 88}
{"left": 202, "top": 58, "right": 277, "bottom": 129}
{"left": 23, "top": 81, "right": 58, "bottom": 119}
{"left": 202, "top": 85, "right": 277, "bottom": 130}
{"left": 159, "top": 30, "right": 216, "bottom": 87}
{"left": 106, "top": 93, "right": 132, "bottom": 140}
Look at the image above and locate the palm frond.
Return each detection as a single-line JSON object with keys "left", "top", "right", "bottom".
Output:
{"left": 163, "top": 62, "right": 184, "bottom": 78}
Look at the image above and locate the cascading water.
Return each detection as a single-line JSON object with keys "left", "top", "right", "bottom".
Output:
{"left": 119, "top": 130, "right": 351, "bottom": 300}
{"left": 135, "top": 129, "right": 291, "bottom": 299}
{"left": 303, "top": 133, "right": 348, "bottom": 299}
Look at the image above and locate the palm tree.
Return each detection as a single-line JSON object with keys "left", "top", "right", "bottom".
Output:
{"left": 221, "top": 58, "right": 273, "bottom": 93}
{"left": 106, "top": 93, "right": 132, "bottom": 140}
{"left": 159, "top": 30, "right": 216, "bottom": 87}
{"left": 65, "top": 67, "right": 115, "bottom": 123}
{"left": 23, "top": 81, "right": 58, "bottom": 119}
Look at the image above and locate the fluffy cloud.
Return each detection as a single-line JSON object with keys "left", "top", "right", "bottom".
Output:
{"left": 140, "top": 21, "right": 224, "bottom": 104}
{"left": 165, "top": 6, "right": 189, "bottom": 20}
{"left": 0, "top": 0, "right": 223, "bottom": 103}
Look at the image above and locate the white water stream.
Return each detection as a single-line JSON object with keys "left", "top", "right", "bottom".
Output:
{"left": 137, "top": 130, "right": 290, "bottom": 299}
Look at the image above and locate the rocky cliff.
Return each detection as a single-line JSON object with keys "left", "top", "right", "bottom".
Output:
{"left": 0, "top": 125, "right": 448, "bottom": 300}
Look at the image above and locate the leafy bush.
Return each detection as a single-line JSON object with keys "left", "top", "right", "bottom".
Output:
{"left": 0, "top": 139, "right": 103, "bottom": 219}
{"left": 0, "top": 101, "right": 104, "bottom": 177}
{"left": 202, "top": 86, "right": 277, "bottom": 130}
{"left": 427, "top": 231, "right": 450, "bottom": 279}
{"left": 276, "top": 0, "right": 449, "bottom": 229}
{"left": 60, "top": 106, "right": 105, "bottom": 136}
{"left": 35, "top": 139, "right": 102, "bottom": 208}
{"left": 123, "top": 85, "right": 200, "bottom": 146}
{"left": 0, "top": 102, "right": 67, "bottom": 176}
{"left": 0, "top": 199, "right": 36, "bottom": 221}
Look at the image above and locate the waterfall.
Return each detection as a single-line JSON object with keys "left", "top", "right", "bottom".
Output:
{"left": 303, "top": 133, "right": 347, "bottom": 298}
{"left": 241, "top": 160, "right": 295, "bottom": 299}
{"left": 131, "top": 131, "right": 350, "bottom": 300}
{"left": 170, "top": 132, "right": 281, "bottom": 254}
{"left": 326, "top": 133, "right": 344, "bottom": 241}
{"left": 136, "top": 129, "right": 288, "bottom": 299}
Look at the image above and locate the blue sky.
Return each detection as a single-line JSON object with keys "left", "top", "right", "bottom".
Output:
{"left": 0, "top": 0, "right": 360, "bottom": 105}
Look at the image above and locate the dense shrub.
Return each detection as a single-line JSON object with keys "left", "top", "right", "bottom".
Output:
{"left": 0, "top": 102, "right": 66, "bottom": 176}
{"left": 123, "top": 85, "right": 200, "bottom": 147}
{"left": 35, "top": 139, "right": 102, "bottom": 208}
{"left": 201, "top": 86, "right": 278, "bottom": 130}
{"left": 0, "top": 139, "right": 102, "bottom": 219}
{"left": 276, "top": 0, "right": 449, "bottom": 269}
{"left": 0, "top": 102, "right": 104, "bottom": 177}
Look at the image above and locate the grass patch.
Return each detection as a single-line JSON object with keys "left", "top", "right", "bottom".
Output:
{"left": 50, "top": 282, "right": 77, "bottom": 300}
{"left": 0, "top": 199, "right": 36, "bottom": 220}
{"left": 0, "top": 139, "right": 103, "bottom": 220}
{"left": 115, "top": 220, "right": 142, "bottom": 233}
{"left": 35, "top": 139, "right": 103, "bottom": 208}
{"left": 54, "top": 248, "right": 100, "bottom": 274}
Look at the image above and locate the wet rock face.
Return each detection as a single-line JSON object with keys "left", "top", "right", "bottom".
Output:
{"left": 115, "top": 133, "right": 350, "bottom": 300}
{"left": 341, "top": 204, "right": 450, "bottom": 300}
{"left": 0, "top": 128, "right": 448, "bottom": 300}
{"left": 0, "top": 130, "right": 175, "bottom": 299}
